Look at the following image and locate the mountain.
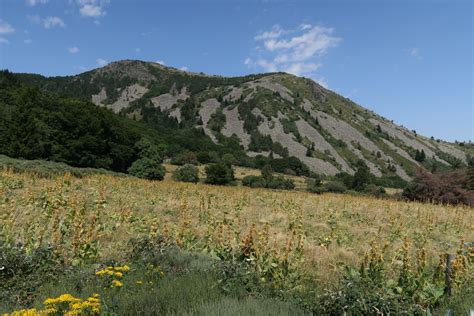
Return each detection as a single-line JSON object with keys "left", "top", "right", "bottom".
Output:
{"left": 12, "top": 60, "right": 472, "bottom": 180}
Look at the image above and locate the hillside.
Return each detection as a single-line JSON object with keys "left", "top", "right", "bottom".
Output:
{"left": 14, "top": 60, "right": 472, "bottom": 180}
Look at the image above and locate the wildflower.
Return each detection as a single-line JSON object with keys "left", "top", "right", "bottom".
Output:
{"left": 112, "top": 279, "right": 123, "bottom": 287}
{"left": 136, "top": 280, "right": 143, "bottom": 284}
{"left": 114, "top": 271, "right": 123, "bottom": 278}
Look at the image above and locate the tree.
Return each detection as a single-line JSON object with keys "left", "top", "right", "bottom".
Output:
{"left": 414, "top": 149, "right": 426, "bottom": 162}
{"left": 261, "top": 164, "right": 274, "bottom": 183}
{"left": 172, "top": 164, "right": 199, "bottom": 183}
{"left": 352, "top": 160, "right": 372, "bottom": 191}
{"left": 205, "top": 162, "right": 235, "bottom": 185}
{"left": 307, "top": 175, "right": 323, "bottom": 193}
{"left": 128, "top": 158, "right": 166, "bottom": 180}
{"left": 221, "top": 153, "right": 236, "bottom": 167}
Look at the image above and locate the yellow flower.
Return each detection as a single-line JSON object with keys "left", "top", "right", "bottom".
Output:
{"left": 112, "top": 279, "right": 123, "bottom": 287}
{"left": 114, "top": 271, "right": 123, "bottom": 278}
{"left": 136, "top": 280, "right": 143, "bottom": 284}
{"left": 114, "top": 265, "right": 130, "bottom": 272}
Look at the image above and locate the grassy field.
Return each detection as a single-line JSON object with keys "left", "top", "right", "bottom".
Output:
{"left": 1, "top": 168, "right": 473, "bottom": 314}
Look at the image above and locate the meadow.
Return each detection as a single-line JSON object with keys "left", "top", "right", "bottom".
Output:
{"left": 1, "top": 167, "right": 473, "bottom": 315}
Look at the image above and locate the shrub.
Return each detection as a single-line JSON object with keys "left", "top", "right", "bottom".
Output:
{"left": 205, "top": 163, "right": 235, "bottom": 185}
{"left": 242, "top": 175, "right": 266, "bottom": 188}
{"left": 402, "top": 169, "right": 473, "bottom": 206}
{"left": 364, "top": 184, "right": 386, "bottom": 198}
{"left": 307, "top": 176, "right": 323, "bottom": 193}
{"left": 322, "top": 181, "right": 347, "bottom": 193}
{"left": 128, "top": 158, "right": 166, "bottom": 180}
{"left": 171, "top": 151, "right": 198, "bottom": 166}
{"left": 172, "top": 164, "right": 199, "bottom": 183}
{"left": 267, "top": 176, "right": 295, "bottom": 190}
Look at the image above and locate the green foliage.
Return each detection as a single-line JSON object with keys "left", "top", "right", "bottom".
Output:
{"left": 172, "top": 164, "right": 199, "bottom": 183}
{"left": 127, "top": 158, "right": 166, "bottom": 180}
{"left": 0, "top": 71, "right": 145, "bottom": 173}
{"left": 171, "top": 151, "right": 198, "bottom": 165}
{"left": 0, "top": 155, "right": 125, "bottom": 178}
{"left": 261, "top": 164, "right": 274, "bottom": 183}
{"left": 267, "top": 176, "right": 295, "bottom": 190}
{"left": 414, "top": 149, "right": 426, "bottom": 162}
{"left": 306, "top": 176, "right": 323, "bottom": 193}
{"left": 205, "top": 162, "right": 235, "bottom": 185}
{"left": 242, "top": 175, "right": 267, "bottom": 188}
{"left": 321, "top": 180, "right": 347, "bottom": 193}
{"left": 352, "top": 160, "right": 374, "bottom": 191}
{"left": 281, "top": 118, "right": 301, "bottom": 139}
{"left": 0, "top": 242, "right": 62, "bottom": 309}
{"left": 208, "top": 108, "right": 226, "bottom": 132}
{"left": 270, "top": 156, "right": 310, "bottom": 176}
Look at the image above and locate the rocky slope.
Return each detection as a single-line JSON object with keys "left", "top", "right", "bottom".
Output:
{"left": 17, "top": 60, "right": 471, "bottom": 180}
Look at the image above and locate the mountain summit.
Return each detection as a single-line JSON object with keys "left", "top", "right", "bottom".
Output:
{"left": 16, "top": 60, "right": 470, "bottom": 180}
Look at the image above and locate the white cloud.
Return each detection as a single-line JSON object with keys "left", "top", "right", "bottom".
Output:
{"left": 80, "top": 4, "right": 104, "bottom": 17}
{"left": 42, "top": 16, "right": 65, "bottom": 29}
{"left": 134, "top": 48, "right": 141, "bottom": 53}
{"left": 26, "top": 0, "right": 49, "bottom": 6}
{"left": 406, "top": 47, "right": 422, "bottom": 60}
{"left": 24, "top": 39, "right": 32, "bottom": 44}
{"left": 254, "top": 24, "right": 284, "bottom": 41}
{"left": 68, "top": 46, "right": 80, "bottom": 53}
{"left": 0, "top": 37, "right": 10, "bottom": 44}
{"left": 96, "top": 58, "right": 108, "bottom": 66}
{"left": 245, "top": 23, "right": 341, "bottom": 79}
{"left": 283, "top": 62, "right": 321, "bottom": 76}
{"left": 155, "top": 60, "right": 165, "bottom": 65}
{"left": 179, "top": 66, "right": 188, "bottom": 71}
{"left": 0, "top": 21, "right": 15, "bottom": 34}
{"left": 77, "top": 0, "right": 109, "bottom": 18}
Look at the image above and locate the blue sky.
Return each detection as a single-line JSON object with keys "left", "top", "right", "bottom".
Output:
{"left": 0, "top": 0, "right": 472, "bottom": 142}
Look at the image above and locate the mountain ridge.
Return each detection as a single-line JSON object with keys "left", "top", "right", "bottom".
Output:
{"left": 13, "top": 59, "right": 472, "bottom": 180}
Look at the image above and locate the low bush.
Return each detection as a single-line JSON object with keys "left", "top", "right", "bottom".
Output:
{"left": 127, "top": 158, "right": 166, "bottom": 180}
{"left": 205, "top": 162, "right": 235, "bottom": 185}
{"left": 322, "top": 180, "right": 347, "bottom": 193}
{"left": 267, "top": 176, "right": 295, "bottom": 190}
{"left": 173, "top": 164, "right": 199, "bottom": 183}
{"left": 242, "top": 175, "right": 266, "bottom": 188}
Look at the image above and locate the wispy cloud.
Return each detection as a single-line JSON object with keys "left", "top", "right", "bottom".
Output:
{"left": 24, "top": 39, "right": 32, "bottom": 44}
{"left": 28, "top": 15, "right": 66, "bottom": 29}
{"left": 96, "top": 58, "right": 108, "bottom": 66}
{"left": 406, "top": 47, "right": 422, "bottom": 60}
{"left": 245, "top": 23, "right": 341, "bottom": 80}
{"left": 254, "top": 24, "right": 284, "bottom": 41}
{"left": 43, "top": 16, "right": 65, "bottom": 29}
{"left": 155, "top": 60, "right": 165, "bottom": 65}
{"left": 25, "top": 0, "right": 49, "bottom": 6}
{"left": 0, "top": 37, "right": 10, "bottom": 45}
{"left": 134, "top": 48, "right": 141, "bottom": 53}
{"left": 0, "top": 21, "right": 15, "bottom": 34}
{"left": 68, "top": 46, "right": 80, "bottom": 54}
{"left": 77, "top": 0, "right": 109, "bottom": 18}
{"left": 179, "top": 66, "right": 188, "bottom": 71}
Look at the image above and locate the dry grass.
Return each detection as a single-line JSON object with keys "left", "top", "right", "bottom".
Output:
{"left": 1, "top": 169, "right": 472, "bottom": 285}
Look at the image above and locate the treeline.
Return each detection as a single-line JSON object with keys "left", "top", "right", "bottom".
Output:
{"left": 0, "top": 70, "right": 147, "bottom": 172}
